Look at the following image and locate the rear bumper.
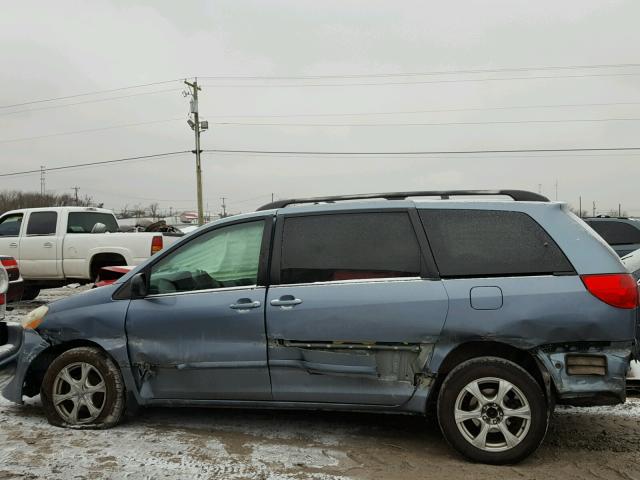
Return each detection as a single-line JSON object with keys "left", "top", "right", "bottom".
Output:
{"left": 536, "top": 345, "right": 632, "bottom": 407}
{"left": 0, "top": 322, "right": 49, "bottom": 404}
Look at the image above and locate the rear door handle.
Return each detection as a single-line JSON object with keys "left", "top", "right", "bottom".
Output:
{"left": 270, "top": 296, "right": 303, "bottom": 307}
{"left": 43, "top": 242, "right": 53, "bottom": 248}
{"left": 229, "top": 299, "right": 261, "bottom": 310}
{"left": 9, "top": 242, "right": 17, "bottom": 248}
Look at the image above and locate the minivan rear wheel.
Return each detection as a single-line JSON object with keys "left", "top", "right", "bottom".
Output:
{"left": 437, "top": 357, "right": 548, "bottom": 464}
{"left": 41, "top": 347, "right": 125, "bottom": 429}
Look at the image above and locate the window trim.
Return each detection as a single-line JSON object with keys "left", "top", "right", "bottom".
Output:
{"left": 270, "top": 207, "right": 439, "bottom": 286}
{"left": 134, "top": 216, "right": 273, "bottom": 297}
{"left": 0, "top": 213, "right": 24, "bottom": 238}
{"left": 25, "top": 211, "right": 58, "bottom": 237}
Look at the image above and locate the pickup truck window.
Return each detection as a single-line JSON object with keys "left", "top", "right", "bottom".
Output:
{"left": 149, "top": 220, "right": 264, "bottom": 295}
{"left": 0, "top": 214, "right": 23, "bottom": 237}
{"left": 67, "top": 212, "right": 119, "bottom": 233}
{"left": 26, "top": 212, "right": 57, "bottom": 236}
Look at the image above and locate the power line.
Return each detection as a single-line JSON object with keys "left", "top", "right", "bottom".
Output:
{"left": 199, "top": 62, "right": 640, "bottom": 81}
{"left": 0, "top": 88, "right": 181, "bottom": 117}
{"left": 203, "top": 101, "right": 640, "bottom": 119}
{"left": 0, "top": 79, "right": 182, "bottom": 109}
{"left": 209, "top": 117, "right": 640, "bottom": 128}
{"left": 200, "top": 71, "right": 640, "bottom": 88}
{"left": 0, "top": 117, "right": 184, "bottom": 144}
{"left": 0, "top": 151, "right": 190, "bottom": 178}
{"left": 203, "top": 146, "right": 640, "bottom": 156}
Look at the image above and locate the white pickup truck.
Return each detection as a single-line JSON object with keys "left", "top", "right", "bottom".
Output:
{"left": 0, "top": 207, "right": 182, "bottom": 299}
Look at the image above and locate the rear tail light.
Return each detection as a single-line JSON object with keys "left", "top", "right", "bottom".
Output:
{"left": 581, "top": 273, "right": 639, "bottom": 309}
{"left": 0, "top": 293, "right": 5, "bottom": 306}
{"left": 1, "top": 258, "right": 17, "bottom": 269}
{"left": 151, "top": 236, "right": 163, "bottom": 255}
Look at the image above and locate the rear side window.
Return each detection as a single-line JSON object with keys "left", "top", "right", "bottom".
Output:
{"left": 67, "top": 212, "right": 119, "bottom": 233}
{"left": 280, "top": 212, "right": 421, "bottom": 284}
{"left": 0, "top": 214, "right": 23, "bottom": 237}
{"left": 419, "top": 209, "right": 573, "bottom": 277}
{"left": 586, "top": 221, "right": 640, "bottom": 246}
{"left": 26, "top": 212, "right": 57, "bottom": 236}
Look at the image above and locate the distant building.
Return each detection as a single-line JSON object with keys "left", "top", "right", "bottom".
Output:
{"left": 179, "top": 211, "right": 198, "bottom": 224}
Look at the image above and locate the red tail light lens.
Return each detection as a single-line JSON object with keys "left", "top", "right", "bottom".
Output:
{"left": 0, "top": 293, "right": 5, "bottom": 306}
{"left": 151, "top": 236, "right": 163, "bottom": 255}
{"left": 581, "top": 274, "right": 639, "bottom": 309}
{"left": 1, "top": 258, "right": 17, "bottom": 269}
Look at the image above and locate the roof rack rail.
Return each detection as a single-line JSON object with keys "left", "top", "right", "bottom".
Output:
{"left": 257, "top": 189, "right": 549, "bottom": 211}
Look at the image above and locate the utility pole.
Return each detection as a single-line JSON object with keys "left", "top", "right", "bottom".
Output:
{"left": 71, "top": 186, "right": 80, "bottom": 205}
{"left": 221, "top": 197, "right": 227, "bottom": 218}
{"left": 579, "top": 196, "right": 582, "bottom": 218}
{"left": 184, "top": 78, "right": 208, "bottom": 226}
{"left": 593, "top": 201, "right": 596, "bottom": 217}
{"left": 271, "top": 192, "right": 274, "bottom": 203}
{"left": 619, "top": 203, "right": 622, "bottom": 217}
{"left": 40, "top": 166, "right": 46, "bottom": 196}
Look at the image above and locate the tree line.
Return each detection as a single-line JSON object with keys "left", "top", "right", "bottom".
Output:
{"left": 0, "top": 190, "right": 94, "bottom": 215}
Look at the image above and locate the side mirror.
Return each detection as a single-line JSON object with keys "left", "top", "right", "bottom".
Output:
{"left": 130, "top": 272, "right": 148, "bottom": 298}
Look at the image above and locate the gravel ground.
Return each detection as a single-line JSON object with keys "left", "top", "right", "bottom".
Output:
{"left": 2, "top": 288, "right": 640, "bottom": 480}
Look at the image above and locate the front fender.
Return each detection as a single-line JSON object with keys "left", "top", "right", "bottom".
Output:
{"left": 0, "top": 324, "right": 49, "bottom": 404}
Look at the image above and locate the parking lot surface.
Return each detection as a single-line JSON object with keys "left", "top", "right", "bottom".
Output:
{"left": 2, "top": 288, "right": 640, "bottom": 480}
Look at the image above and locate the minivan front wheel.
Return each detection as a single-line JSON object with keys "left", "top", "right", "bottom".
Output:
{"left": 41, "top": 347, "right": 125, "bottom": 429}
{"left": 437, "top": 357, "right": 548, "bottom": 464}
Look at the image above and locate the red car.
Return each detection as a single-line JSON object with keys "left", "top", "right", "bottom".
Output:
{"left": 0, "top": 256, "right": 24, "bottom": 302}
{"left": 94, "top": 265, "right": 135, "bottom": 288}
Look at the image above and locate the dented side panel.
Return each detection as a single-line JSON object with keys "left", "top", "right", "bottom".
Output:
{"left": 430, "top": 275, "right": 636, "bottom": 372}
{"left": 266, "top": 279, "right": 447, "bottom": 405}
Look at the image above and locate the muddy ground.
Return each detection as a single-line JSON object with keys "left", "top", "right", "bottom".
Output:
{"left": 2, "top": 288, "right": 640, "bottom": 480}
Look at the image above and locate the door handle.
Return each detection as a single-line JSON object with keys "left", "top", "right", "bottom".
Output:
{"left": 9, "top": 242, "right": 17, "bottom": 248}
{"left": 43, "top": 242, "right": 53, "bottom": 248}
{"left": 229, "top": 299, "right": 261, "bottom": 310}
{"left": 270, "top": 296, "right": 303, "bottom": 307}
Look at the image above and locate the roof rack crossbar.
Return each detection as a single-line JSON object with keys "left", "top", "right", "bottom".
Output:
{"left": 257, "top": 189, "right": 549, "bottom": 210}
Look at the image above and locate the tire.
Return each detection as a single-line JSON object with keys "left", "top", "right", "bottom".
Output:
{"left": 437, "top": 357, "right": 548, "bottom": 465}
{"left": 41, "top": 347, "right": 125, "bottom": 429}
{"left": 21, "top": 286, "right": 41, "bottom": 301}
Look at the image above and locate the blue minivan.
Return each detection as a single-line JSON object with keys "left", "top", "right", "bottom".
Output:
{"left": 1, "top": 190, "right": 637, "bottom": 464}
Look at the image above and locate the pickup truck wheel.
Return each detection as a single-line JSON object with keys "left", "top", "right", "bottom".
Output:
{"left": 21, "top": 287, "right": 40, "bottom": 301}
{"left": 41, "top": 347, "right": 125, "bottom": 429}
{"left": 437, "top": 357, "right": 548, "bottom": 465}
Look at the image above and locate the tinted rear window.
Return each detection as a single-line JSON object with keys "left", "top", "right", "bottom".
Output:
{"left": 419, "top": 209, "right": 573, "bottom": 277}
{"left": 586, "top": 220, "right": 640, "bottom": 246}
{"left": 26, "top": 212, "right": 57, "bottom": 236}
{"left": 281, "top": 212, "right": 421, "bottom": 284}
{"left": 67, "top": 212, "right": 119, "bottom": 233}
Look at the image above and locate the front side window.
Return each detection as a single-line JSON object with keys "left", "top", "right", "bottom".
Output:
{"left": 26, "top": 212, "right": 57, "bottom": 236}
{"left": 419, "top": 209, "right": 574, "bottom": 277}
{"left": 67, "top": 212, "right": 119, "bottom": 233}
{"left": 0, "top": 214, "right": 23, "bottom": 237}
{"left": 586, "top": 221, "right": 640, "bottom": 246}
{"left": 280, "top": 212, "right": 421, "bottom": 284}
{"left": 149, "top": 221, "right": 264, "bottom": 295}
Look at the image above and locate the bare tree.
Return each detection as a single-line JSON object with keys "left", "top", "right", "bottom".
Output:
{"left": 0, "top": 190, "right": 93, "bottom": 215}
{"left": 148, "top": 202, "right": 160, "bottom": 220}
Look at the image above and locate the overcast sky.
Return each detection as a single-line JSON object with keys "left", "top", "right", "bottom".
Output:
{"left": 1, "top": 0, "right": 639, "bottom": 216}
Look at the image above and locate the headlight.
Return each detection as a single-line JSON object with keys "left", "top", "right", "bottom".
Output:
{"left": 22, "top": 305, "right": 48, "bottom": 330}
{"left": 0, "top": 267, "right": 8, "bottom": 294}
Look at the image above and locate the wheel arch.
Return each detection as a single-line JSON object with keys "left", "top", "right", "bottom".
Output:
{"left": 427, "top": 341, "right": 553, "bottom": 413}
{"left": 22, "top": 339, "right": 120, "bottom": 398}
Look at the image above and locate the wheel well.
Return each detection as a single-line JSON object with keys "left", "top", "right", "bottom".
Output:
{"left": 426, "top": 341, "right": 551, "bottom": 415}
{"left": 22, "top": 339, "right": 116, "bottom": 398}
{"left": 90, "top": 253, "right": 127, "bottom": 281}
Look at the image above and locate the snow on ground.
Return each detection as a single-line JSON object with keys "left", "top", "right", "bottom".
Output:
{"left": 2, "top": 288, "right": 640, "bottom": 479}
